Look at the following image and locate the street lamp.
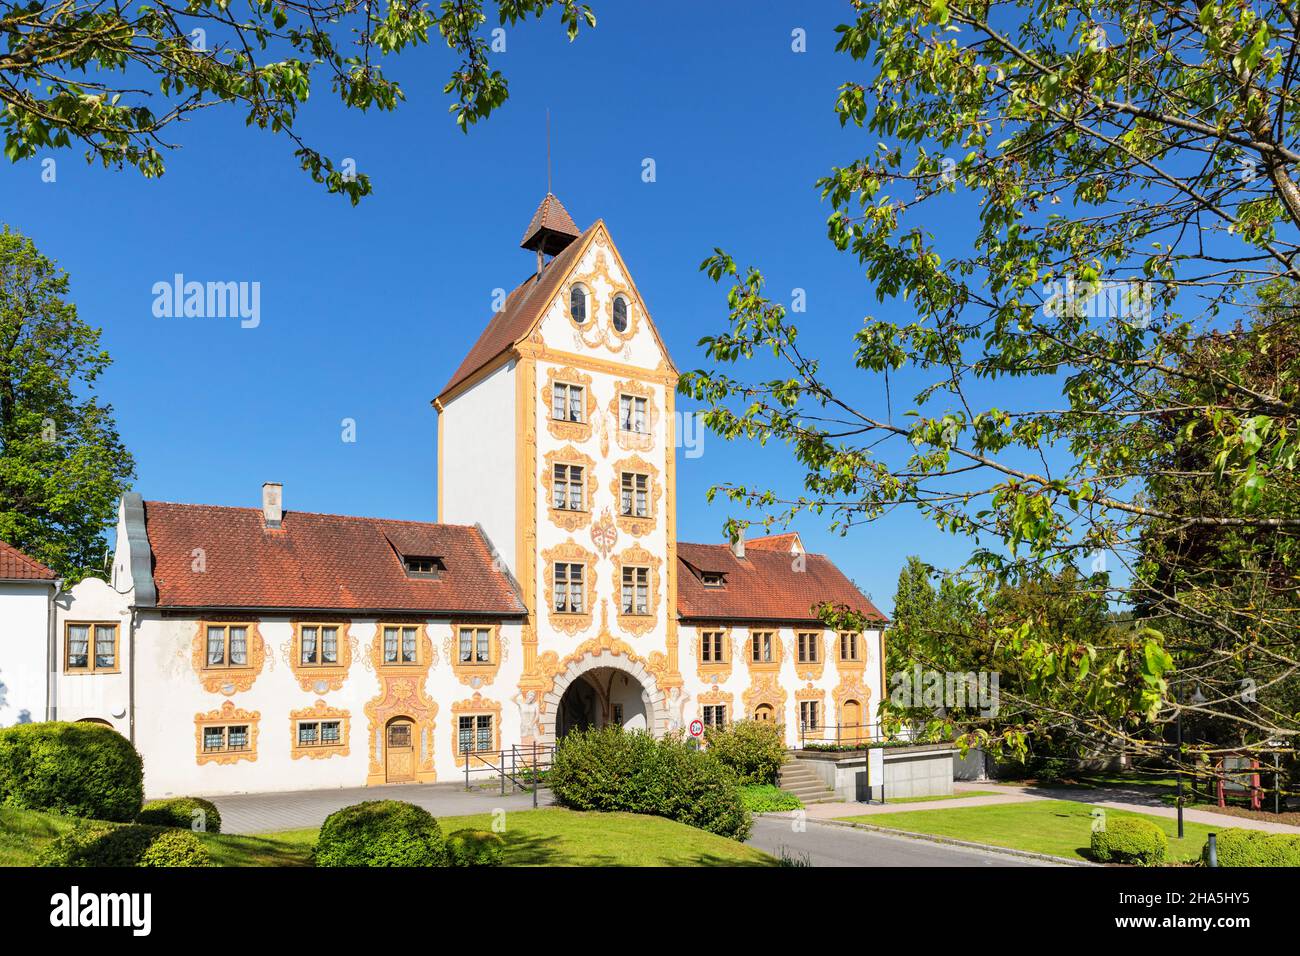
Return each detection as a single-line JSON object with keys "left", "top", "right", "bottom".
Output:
{"left": 1175, "top": 687, "right": 1205, "bottom": 840}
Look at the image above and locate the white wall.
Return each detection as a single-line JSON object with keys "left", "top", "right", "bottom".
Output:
{"left": 0, "top": 582, "right": 53, "bottom": 727}
{"left": 53, "top": 577, "right": 132, "bottom": 734}
{"left": 439, "top": 359, "right": 517, "bottom": 573}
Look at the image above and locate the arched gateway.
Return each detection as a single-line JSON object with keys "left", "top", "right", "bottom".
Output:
{"left": 539, "top": 651, "right": 668, "bottom": 744}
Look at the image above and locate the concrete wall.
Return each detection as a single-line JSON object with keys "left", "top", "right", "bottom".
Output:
{"left": 791, "top": 744, "right": 955, "bottom": 802}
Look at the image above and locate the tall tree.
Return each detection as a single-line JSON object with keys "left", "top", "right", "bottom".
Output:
{"left": 683, "top": 1, "right": 1300, "bottom": 767}
{"left": 0, "top": 1, "right": 595, "bottom": 201}
{"left": 0, "top": 226, "right": 134, "bottom": 581}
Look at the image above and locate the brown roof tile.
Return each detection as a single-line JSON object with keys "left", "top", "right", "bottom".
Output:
{"left": 746, "top": 532, "right": 803, "bottom": 553}
{"left": 520, "top": 193, "right": 580, "bottom": 249}
{"left": 0, "top": 540, "right": 56, "bottom": 580}
{"left": 676, "top": 542, "right": 886, "bottom": 624}
{"left": 437, "top": 220, "right": 600, "bottom": 402}
{"left": 144, "top": 501, "right": 525, "bottom": 615}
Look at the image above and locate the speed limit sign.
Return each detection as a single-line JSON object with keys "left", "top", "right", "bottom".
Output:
{"left": 689, "top": 719, "right": 704, "bottom": 738}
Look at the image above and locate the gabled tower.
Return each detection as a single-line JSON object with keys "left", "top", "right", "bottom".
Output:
{"left": 436, "top": 194, "right": 683, "bottom": 743}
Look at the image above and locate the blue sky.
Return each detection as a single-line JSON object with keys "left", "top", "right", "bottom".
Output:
{"left": 0, "top": 2, "right": 996, "bottom": 613}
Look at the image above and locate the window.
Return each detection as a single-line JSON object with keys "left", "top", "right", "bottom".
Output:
{"left": 619, "top": 471, "right": 649, "bottom": 517}
{"left": 202, "top": 724, "right": 250, "bottom": 753}
{"left": 799, "top": 700, "right": 820, "bottom": 731}
{"left": 552, "top": 463, "right": 585, "bottom": 511}
{"left": 404, "top": 556, "right": 444, "bottom": 578}
{"left": 205, "top": 624, "right": 250, "bottom": 668}
{"left": 458, "top": 626, "right": 492, "bottom": 665}
{"left": 299, "top": 625, "right": 340, "bottom": 666}
{"left": 64, "top": 622, "right": 118, "bottom": 673}
{"left": 619, "top": 393, "right": 647, "bottom": 434}
{"left": 621, "top": 566, "right": 650, "bottom": 615}
{"left": 839, "top": 631, "right": 861, "bottom": 662}
{"left": 382, "top": 625, "right": 419, "bottom": 664}
{"left": 612, "top": 294, "right": 629, "bottom": 332}
{"left": 553, "top": 563, "right": 585, "bottom": 613}
{"left": 552, "top": 382, "right": 585, "bottom": 423}
{"left": 458, "top": 714, "right": 493, "bottom": 754}
{"left": 296, "top": 720, "right": 342, "bottom": 748}
{"left": 750, "top": 631, "right": 774, "bottom": 663}
{"left": 700, "top": 572, "right": 726, "bottom": 588}
{"left": 702, "top": 704, "right": 727, "bottom": 728}
{"left": 700, "top": 630, "right": 727, "bottom": 663}
{"left": 570, "top": 285, "right": 588, "bottom": 324}
{"left": 797, "top": 631, "right": 820, "bottom": 664}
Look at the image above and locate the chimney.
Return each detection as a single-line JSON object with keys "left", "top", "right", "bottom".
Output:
{"left": 262, "top": 482, "right": 283, "bottom": 529}
{"left": 730, "top": 526, "right": 745, "bottom": 560}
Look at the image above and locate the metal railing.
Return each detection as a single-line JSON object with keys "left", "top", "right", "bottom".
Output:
{"left": 796, "top": 721, "right": 891, "bottom": 750}
{"left": 462, "top": 742, "right": 557, "bottom": 808}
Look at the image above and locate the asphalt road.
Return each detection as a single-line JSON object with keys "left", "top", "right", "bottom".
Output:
{"left": 746, "top": 816, "right": 1062, "bottom": 867}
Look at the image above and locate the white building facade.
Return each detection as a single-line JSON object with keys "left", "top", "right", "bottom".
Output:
{"left": 3, "top": 195, "right": 886, "bottom": 797}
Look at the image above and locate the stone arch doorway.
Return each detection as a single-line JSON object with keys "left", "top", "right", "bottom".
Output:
{"left": 541, "top": 652, "right": 666, "bottom": 744}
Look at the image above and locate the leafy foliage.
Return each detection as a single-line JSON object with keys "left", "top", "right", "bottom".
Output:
{"left": 1206, "top": 827, "right": 1300, "bottom": 867}
{"left": 702, "top": 719, "right": 786, "bottom": 785}
{"left": 549, "top": 726, "right": 751, "bottom": 840}
{"left": 0, "top": 721, "right": 144, "bottom": 822}
{"left": 0, "top": 227, "right": 135, "bottom": 582}
{"left": 0, "top": 0, "right": 595, "bottom": 200}
{"left": 137, "top": 796, "right": 222, "bottom": 834}
{"left": 738, "top": 784, "right": 803, "bottom": 813}
{"left": 681, "top": 0, "right": 1300, "bottom": 774}
{"left": 445, "top": 827, "right": 505, "bottom": 866}
{"left": 313, "top": 800, "right": 447, "bottom": 867}
{"left": 1090, "top": 816, "right": 1167, "bottom": 866}
{"left": 138, "top": 828, "right": 212, "bottom": 867}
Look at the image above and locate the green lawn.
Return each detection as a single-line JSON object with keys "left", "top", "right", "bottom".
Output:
{"left": 837, "top": 799, "right": 1217, "bottom": 863}
{"left": 0, "top": 806, "right": 774, "bottom": 867}
{"left": 883, "top": 790, "right": 999, "bottom": 804}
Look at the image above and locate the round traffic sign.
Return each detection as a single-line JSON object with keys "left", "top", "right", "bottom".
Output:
{"left": 689, "top": 719, "right": 704, "bottom": 738}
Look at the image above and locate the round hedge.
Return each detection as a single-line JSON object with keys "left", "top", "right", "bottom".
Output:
{"left": 446, "top": 828, "right": 505, "bottom": 867}
{"left": 1205, "top": 828, "right": 1300, "bottom": 867}
{"left": 549, "top": 726, "right": 751, "bottom": 840}
{"left": 314, "top": 800, "right": 448, "bottom": 867}
{"left": 138, "top": 797, "right": 222, "bottom": 834}
{"left": 0, "top": 721, "right": 144, "bottom": 822}
{"left": 139, "top": 829, "right": 212, "bottom": 867}
{"left": 1091, "top": 816, "right": 1168, "bottom": 865}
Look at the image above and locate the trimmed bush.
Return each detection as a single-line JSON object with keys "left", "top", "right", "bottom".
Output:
{"left": 1091, "top": 816, "right": 1168, "bottom": 866}
{"left": 1205, "top": 828, "right": 1300, "bottom": 867}
{"left": 446, "top": 828, "right": 505, "bottom": 867}
{"left": 314, "top": 800, "right": 448, "bottom": 867}
{"left": 550, "top": 726, "right": 751, "bottom": 840}
{"left": 38, "top": 824, "right": 160, "bottom": 867}
{"left": 0, "top": 721, "right": 144, "bottom": 822}
{"left": 139, "top": 829, "right": 212, "bottom": 867}
{"left": 739, "top": 784, "right": 804, "bottom": 813}
{"left": 138, "top": 797, "right": 222, "bottom": 834}
{"left": 702, "top": 720, "right": 786, "bottom": 785}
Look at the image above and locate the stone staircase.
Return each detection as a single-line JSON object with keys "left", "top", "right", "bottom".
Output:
{"left": 777, "top": 758, "right": 837, "bottom": 804}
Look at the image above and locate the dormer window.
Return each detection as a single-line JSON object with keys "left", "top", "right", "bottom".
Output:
{"left": 700, "top": 571, "right": 727, "bottom": 589}
{"left": 570, "top": 285, "right": 588, "bottom": 324}
{"left": 403, "top": 555, "right": 444, "bottom": 579}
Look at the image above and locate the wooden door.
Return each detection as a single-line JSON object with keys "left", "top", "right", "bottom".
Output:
{"left": 385, "top": 719, "right": 415, "bottom": 783}
{"left": 753, "top": 704, "right": 774, "bottom": 723}
{"left": 841, "top": 700, "right": 861, "bottom": 744}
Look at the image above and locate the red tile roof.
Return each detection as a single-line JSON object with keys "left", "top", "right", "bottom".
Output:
{"left": 746, "top": 532, "right": 803, "bottom": 553}
{"left": 143, "top": 502, "right": 525, "bottom": 614}
{"left": 520, "top": 193, "right": 580, "bottom": 249}
{"left": 0, "top": 540, "right": 56, "bottom": 580}
{"left": 676, "top": 542, "right": 886, "bottom": 624}
{"left": 437, "top": 220, "right": 600, "bottom": 402}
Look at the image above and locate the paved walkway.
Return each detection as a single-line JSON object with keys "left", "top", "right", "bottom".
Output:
{"left": 808, "top": 781, "right": 1300, "bottom": 836}
{"left": 212, "top": 782, "right": 554, "bottom": 834}
{"left": 746, "top": 816, "right": 1060, "bottom": 867}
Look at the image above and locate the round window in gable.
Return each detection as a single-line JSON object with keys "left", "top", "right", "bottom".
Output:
{"left": 570, "top": 285, "right": 588, "bottom": 324}
{"left": 612, "top": 295, "right": 629, "bottom": 332}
